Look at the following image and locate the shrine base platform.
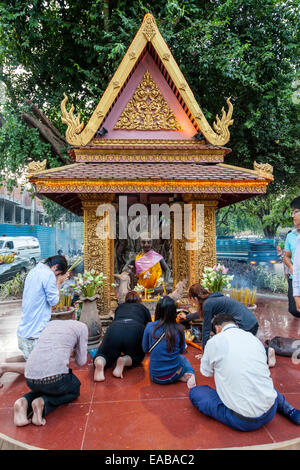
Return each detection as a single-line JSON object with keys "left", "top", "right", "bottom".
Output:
{"left": 0, "top": 295, "right": 300, "bottom": 450}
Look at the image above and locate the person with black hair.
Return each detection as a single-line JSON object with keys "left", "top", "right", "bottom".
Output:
{"left": 189, "top": 314, "right": 300, "bottom": 431}
{"left": 0, "top": 255, "right": 69, "bottom": 387}
{"left": 13, "top": 319, "right": 88, "bottom": 427}
{"left": 93, "top": 291, "right": 151, "bottom": 382}
{"left": 142, "top": 296, "right": 196, "bottom": 388}
{"left": 284, "top": 195, "right": 300, "bottom": 317}
{"left": 187, "top": 284, "right": 259, "bottom": 352}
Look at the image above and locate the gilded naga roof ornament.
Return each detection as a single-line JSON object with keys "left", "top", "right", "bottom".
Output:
{"left": 253, "top": 161, "right": 274, "bottom": 179}
{"left": 211, "top": 97, "right": 234, "bottom": 145}
{"left": 27, "top": 159, "right": 47, "bottom": 174}
{"left": 61, "top": 93, "right": 84, "bottom": 144}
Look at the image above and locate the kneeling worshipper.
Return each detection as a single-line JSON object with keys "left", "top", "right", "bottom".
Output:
{"left": 189, "top": 314, "right": 300, "bottom": 432}
{"left": 13, "top": 319, "right": 88, "bottom": 427}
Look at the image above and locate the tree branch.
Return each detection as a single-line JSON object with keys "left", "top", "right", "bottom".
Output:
{"left": 21, "top": 112, "right": 69, "bottom": 160}
{"left": 24, "top": 99, "right": 67, "bottom": 144}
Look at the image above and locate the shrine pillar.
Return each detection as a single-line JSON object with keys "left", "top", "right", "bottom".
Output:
{"left": 172, "top": 195, "right": 219, "bottom": 288}
{"left": 80, "top": 194, "right": 115, "bottom": 314}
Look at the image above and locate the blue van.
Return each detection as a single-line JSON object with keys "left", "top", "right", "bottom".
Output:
{"left": 216, "top": 237, "right": 279, "bottom": 265}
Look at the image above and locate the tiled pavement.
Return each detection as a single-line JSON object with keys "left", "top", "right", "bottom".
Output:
{"left": 0, "top": 295, "right": 300, "bottom": 450}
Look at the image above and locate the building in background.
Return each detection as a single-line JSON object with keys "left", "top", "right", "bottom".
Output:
{"left": 0, "top": 184, "right": 83, "bottom": 259}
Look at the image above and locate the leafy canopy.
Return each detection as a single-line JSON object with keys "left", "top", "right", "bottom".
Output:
{"left": 0, "top": 0, "right": 299, "bottom": 196}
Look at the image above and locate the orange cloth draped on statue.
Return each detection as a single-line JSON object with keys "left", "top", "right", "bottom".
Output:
{"left": 135, "top": 250, "right": 163, "bottom": 289}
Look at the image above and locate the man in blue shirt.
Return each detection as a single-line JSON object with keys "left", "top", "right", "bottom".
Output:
{"left": 17, "top": 255, "right": 69, "bottom": 357}
{"left": 0, "top": 255, "right": 69, "bottom": 387}
{"left": 284, "top": 196, "right": 300, "bottom": 317}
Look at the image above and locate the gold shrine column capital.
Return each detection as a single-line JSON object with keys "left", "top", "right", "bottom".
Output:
{"left": 80, "top": 193, "right": 115, "bottom": 208}
{"left": 182, "top": 194, "right": 220, "bottom": 206}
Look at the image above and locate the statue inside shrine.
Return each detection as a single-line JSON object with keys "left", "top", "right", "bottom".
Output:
{"left": 124, "top": 232, "right": 171, "bottom": 292}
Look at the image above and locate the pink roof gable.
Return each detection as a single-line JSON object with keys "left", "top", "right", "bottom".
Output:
{"left": 100, "top": 51, "right": 198, "bottom": 140}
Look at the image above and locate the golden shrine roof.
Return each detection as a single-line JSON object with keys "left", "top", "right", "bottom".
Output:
{"left": 30, "top": 161, "right": 271, "bottom": 215}
{"left": 30, "top": 162, "right": 268, "bottom": 182}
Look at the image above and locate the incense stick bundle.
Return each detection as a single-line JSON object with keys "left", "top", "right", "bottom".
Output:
{"left": 67, "top": 256, "right": 83, "bottom": 272}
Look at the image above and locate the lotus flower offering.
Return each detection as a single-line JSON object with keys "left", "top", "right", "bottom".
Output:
{"left": 72, "top": 270, "right": 107, "bottom": 298}
{"left": 201, "top": 264, "right": 234, "bottom": 293}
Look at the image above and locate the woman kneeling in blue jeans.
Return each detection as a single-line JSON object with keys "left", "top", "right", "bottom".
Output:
{"left": 142, "top": 296, "right": 196, "bottom": 388}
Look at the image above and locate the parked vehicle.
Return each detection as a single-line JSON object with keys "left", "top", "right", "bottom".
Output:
{"left": 0, "top": 256, "right": 32, "bottom": 284}
{"left": 0, "top": 236, "right": 41, "bottom": 265}
{"left": 216, "top": 237, "right": 279, "bottom": 266}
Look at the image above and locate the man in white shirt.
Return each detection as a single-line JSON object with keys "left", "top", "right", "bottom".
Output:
{"left": 189, "top": 314, "right": 300, "bottom": 431}
{"left": 17, "top": 255, "right": 69, "bottom": 357}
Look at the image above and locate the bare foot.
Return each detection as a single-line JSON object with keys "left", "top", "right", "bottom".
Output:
{"left": 113, "top": 357, "right": 125, "bottom": 378}
{"left": 14, "top": 398, "right": 31, "bottom": 426}
{"left": 0, "top": 364, "right": 6, "bottom": 378}
{"left": 187, "top": 374, "right": 197, "bottom": 389}
{"left": 32, "top": 398, "right": 46, "bottom": 426}
{"left": 5, "top": 355, "right": 25, "bottom": 363}
{"left": 268, "top": 347, "right": 276, "bottom": 368}
{"left": 94, "top": 357, "right": 106, "bottom": 382}
{"left": 0, "top": 364, "right": 7, "bottom": 385}
{"left": 179, "top": 373, "right": 196, "bottom": 389}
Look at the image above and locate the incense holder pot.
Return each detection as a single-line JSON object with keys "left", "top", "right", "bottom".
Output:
{"left": 79, "top": 294, "right": 102, "bottom": 350}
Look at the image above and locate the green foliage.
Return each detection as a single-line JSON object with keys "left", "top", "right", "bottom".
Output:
{"left": 217, "top": 186, "right": 300, "bottom": 237}
{"left": 250, "top": 265, "right": 288, "bottom": 293}
{"left": 224, "top": 260, "right": 288, "bottom": 293}
{"left": 0, "top": 0, "right": 299, "bottom": 213}
{"left": 42, "top": 198, "right": 83, "bottom": 224}
{"left": 0, "top": 102, "right": 54, "bottom": 181}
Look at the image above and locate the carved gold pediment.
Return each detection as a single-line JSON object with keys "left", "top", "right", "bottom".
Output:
{"left": 114, "top": 71, "right": 182, "bottom": 131}
{"left": 60, "top": 13, "right": 234, "bottom": 146}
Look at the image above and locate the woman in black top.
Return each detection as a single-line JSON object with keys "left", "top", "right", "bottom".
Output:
{"left": 184, "top": 284, "right": 259, "bottom": 350}
{"left": 94, "top": 291, "right": 152, "bottom": 381}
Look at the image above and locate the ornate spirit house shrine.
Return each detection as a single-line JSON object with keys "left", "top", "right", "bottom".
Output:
{"left": 29, "top": 14, "right": 273, "bottom": 313}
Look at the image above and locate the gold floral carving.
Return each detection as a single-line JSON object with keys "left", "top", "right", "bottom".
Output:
{"left": 81, "top": 194, "right": 115, "bottom": 314}
{"left": 129, "top": 51, "right": 137, "bottom": 60}
{"left": 142, "top": 14, "right": 157, "bottom": 41}
{"left": 171, "top": 204, "right": 189, "bottom": 287}
{"left": 114, "top": 71, "right": 182, "bottom": 131}
{"left": 171, "top": 198, "right": 219, "bottom": 288}
{"left": 33, "top": 179, "right": 268, "bottom": 196}
{"left": 90, "top": 138, "right": 221, "bottom": 148}
{"left": 194, "top": 199, "right": 218, "bottom": 283}
{"left": 61, "top": 94, "right": 84, "bottom": 144}
{"left": 75, "top": 153, "right": 225, "bottom": 163}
